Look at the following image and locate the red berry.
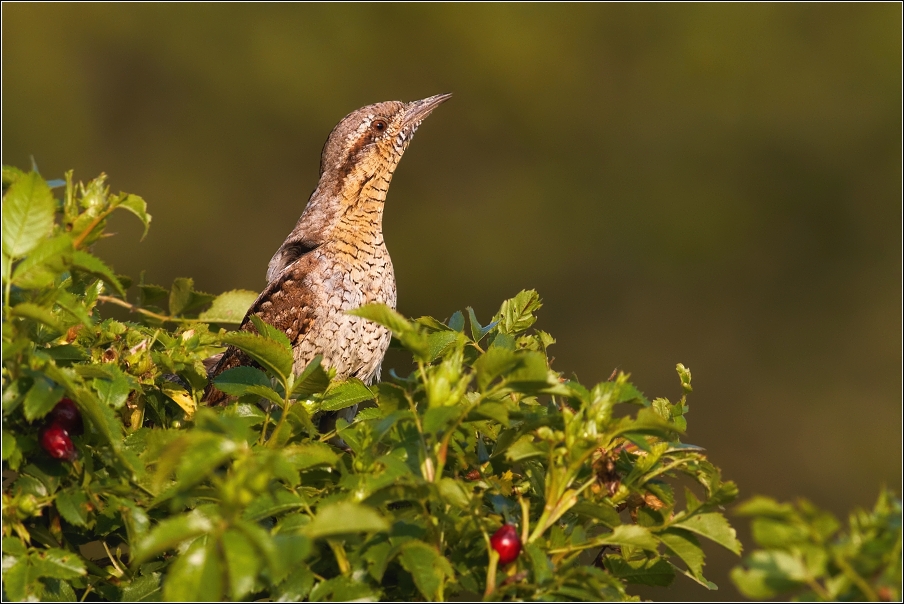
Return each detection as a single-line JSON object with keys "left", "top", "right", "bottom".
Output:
{"left": 41, "top": 424, "right": 76, "bottom": 461}
{"left": 50, "top": 398, "right": 83, "bottom": 434}
{"left": 490, "top": 524, "right": 522, "bottom": 565}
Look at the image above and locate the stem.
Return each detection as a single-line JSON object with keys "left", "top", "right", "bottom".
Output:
{"left": 72, "top": 207, "right": 115, "bottom": 250}
{"left": 833, "top": 553, "right": 878, "bottom": 601}
{"left": 483, "top": 548, "right": 499, "bottom": 600}
{"left": 265, "top": 378, "right": 292, "bottom": 447}
{"left": 97, "top": 295, "right": 193, "bottom": 324}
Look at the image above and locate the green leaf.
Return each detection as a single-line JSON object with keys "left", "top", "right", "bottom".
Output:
{"left": 304, "top": 502, "right": 389, "bottom": 538}
{"left": 71, "top": 251, "right": 126, "bottom": 297}
{"left": 505, "top": 435, "right": 546, "bottom": 462}
{"left": 121, "top": 574, "right": 162, "bottom": 602}
{"left": 213, "top": 366, "right": 271, "bottom": 395}
{"left": 289, "top": 355, "right": 330, "bottom": 400}
{"left": 92, "top": 365, "right": 132, "bottom": 409}
{"left": 30, "top": 548, "right": 87, "bottom": 580}
{"left": 674, "top": 512, "right": 742, "bottom": 555}
{"left": 221, "top": 529, "right": 261, "bottom": 601}
{"left": 438, "top": 477, "right": 472, "bottom": 509}
{"left": 426, "top": 330, "right": 461, "bottom": 361}
{"left": 447, "top": 310, "right": 465, "bottom": 332}
{"left": 730, "top": 550, "right": 806, "bottom": 599}
{"left": 163, "top": 537, "right": 224, "bottom": 602}
{"left": 22, "top": 378, "right": 64, "bottom": 421}
{"left": 470, "top": 402, "right": 509, "bottom": 425}
{"left": 11, "top": 233, "right": 73, "bottom": 289}
{"left": 474, "top": 346, "right": 521, "bottom": 390}
{"left": 398, "top": 541, "right": 452, "bottom": 601}
{"left": 603, "top": 556, "right": 675, "bottom": 586}
{"left": 11, "top": 302, "right": 65, "bottom": 333}
{"left": 282, "top": 443, "right": 340, "bottom": 471}
{"left": 346, "top": 303, "right": 410, "bottom": 334}
{"left": 660, "top": 527, "right": 706, "bottom": 580}
{"left": 2, "top": 171, "right": 55, "bottom": 258}
{"left": 493, "top": 289, "right": 542, "bottom": 335}
{"left": 131, "top": 511, "right": 215, "bottom": 566}
{"left": 2, "top": 555, "right": 29, "bottom": 601}
{"left": 320, "top": 379, "right": 373, "bottom": 412}
{"left": 467, "top": 306, "right": 497, "bottom": 341}
{"left": 199, "top": 289, "right": 257, "bottom": 324}
{"left": 116, "top": 193, "right": 152, "bottom": 239}
{"left": 571, "top": 500, "right": 621, "bottom": 528}
{"left": 599, "top": 524, "right": 660, "bottom": 551}
{"left": 169, "top": 277, "right": 194, "bottom": 316}
{"left": 524, "top": 542, "right": 554, "bottom": 585}
{"left": 243, "top": 490, "right": 307, "bottom": 522}
{"left": 249, "top": 314, "right": 292, "bottom": 350}
{"left": 55, "top": 489, "right": 90, "bottom": 527}
{"left": 347, "top": 303, "right": 429, "bottom": 360}
{"left": 221, "top": 331, "right": 293, "bottom": 381}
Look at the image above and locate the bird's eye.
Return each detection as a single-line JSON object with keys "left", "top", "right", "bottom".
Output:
{"left": 372, "top": 119, "right": 387, "bottom": 133}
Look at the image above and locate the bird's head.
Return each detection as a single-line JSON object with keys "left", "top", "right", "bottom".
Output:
{"left": 319, "top": 93, "right": 452, "bottom": 190}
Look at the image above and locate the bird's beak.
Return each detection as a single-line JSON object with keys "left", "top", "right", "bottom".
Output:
{"left": 403, "top": 93, "right": 453, "bottom": 127}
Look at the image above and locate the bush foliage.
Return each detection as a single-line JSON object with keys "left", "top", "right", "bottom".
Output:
{"left": 2, "top": 168, "right": 900, "bottom": 601}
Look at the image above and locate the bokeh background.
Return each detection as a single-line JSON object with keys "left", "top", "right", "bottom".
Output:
{"left": 3, "top": 4, "right": 901, "bottom": 599}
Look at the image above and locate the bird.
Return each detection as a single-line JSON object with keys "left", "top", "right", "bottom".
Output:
{"left": 203, "top": 94, "right": 452, "bottom": 426}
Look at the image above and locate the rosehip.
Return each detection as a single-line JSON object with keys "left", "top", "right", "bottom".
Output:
{"left": 490, "top": 524, "right": 522, "bottom": 565}
{"left": 41, "top": 424, "right": 76, "bottom": 461}
{"left": 49, "top": 398, "right": 83, "bottom": 434}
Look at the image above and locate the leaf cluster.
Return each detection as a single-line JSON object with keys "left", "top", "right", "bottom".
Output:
{"left": 4, "top": 167, "right": 894, "bottom": 602}
{"left": 730, "top": 489, "right": 902, "bottom": 601}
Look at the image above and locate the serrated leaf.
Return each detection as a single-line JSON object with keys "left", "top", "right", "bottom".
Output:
{"left": 447, "top": 310, "right": 464, "bottom": 332}
{"left": 320, "top": 379, "right": 373, "bottom": 412}
{"left": 603, "top": 556, "right": 675, "bottom": 586}
{"left": 438, "top": 477, "right": 472, "bottom": 509}
{"left": 71, "top": 251, "right": 125, "bottom": 296}
{"left": 121, "top": 573, "right": 161, "bottom": 602}
{"left": 346, "top": 303, "right": 410, "bottom": 334}
{"left": 2, "top": 171, "right": 55, "bottom": 258}
{"left": 426, "top": 330, "right": 461, "bottom": 361}
{"left": 169, "top": 277, "right": 193, "bottom": 316}
{"left": 600, "top": 524, "right": 660, "bottom": 551}
{"left": 131, "top": 511, "right": 215, "bottom": 566}
{"left": 11, "top": 302, "right": 65, "bottom": 333}
{"left": 289, "top": 355, "right": 330, "bottom": 400}
{"left": 282, "top": 442, "right": 340, "bottom": 471}
{"left": 674, "top": 512, "right": 742, "bottom": 555}
{"left": 221, "top": 529, "right": 261, "bottom": 601}
{"left": 222, "top": 331, "right": 293, "bottom": 381}
{"left": 213, "top": 366, "right": 271, "bottom": 395}
{"left": 304, "top": 502, "right": 389, "bottom": 538}
{"left": 116, "top": 193, "right": 152, "bottom": 239}
{"left": 493, "top": 289, "right": 542, "bottom": 335}
{"left": 474, "top": 346, "right": 520, "bottom": 390}
{"left": 30, "top": 548, "right": 87, "bottom": 580}
{"left": 243, "top": 489, "right": 307, "bottom": 522}
{"left": 2, "top": 556, "right": 28, "bottom": 601}
{"left": 160, "top": 381, "right": 196, "bottom": 418}
{"left": 249, "top": 314, "right": 292, "bottom": 350}
{"left": 92, "top": 365, "right": 132, "bottom": 409}
{"left": 199, "top": 289, "right": 257, "bottom": 324}
{"left": 55, "top": 489, "right": 90, "bottom": 527}
{"left": 22, "top": 377, "right": 64, "bottom": 421}
{"left": 660, "top": 527, "right": 706, "bottom": 580}
{"left": 398, "top": 541, "right": 452, "bottom": 601}
{"left": 163, "top": 537, "right": 224, "bottom": 602}
{"left": 11, "top": 233, "right": 73, "bottom": 289}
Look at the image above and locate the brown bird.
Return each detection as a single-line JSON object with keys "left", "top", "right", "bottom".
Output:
{"left": 204, "top": 94, "right": 451, "bottom": 415}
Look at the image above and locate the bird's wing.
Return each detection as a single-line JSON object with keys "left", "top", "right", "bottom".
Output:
{"left": 203, "top": 251, "right": 320, "bottom": 405}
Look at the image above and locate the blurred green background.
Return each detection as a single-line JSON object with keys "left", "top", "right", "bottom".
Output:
{"left": 3, "top": 4, "right": 900, "bottom": 598}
